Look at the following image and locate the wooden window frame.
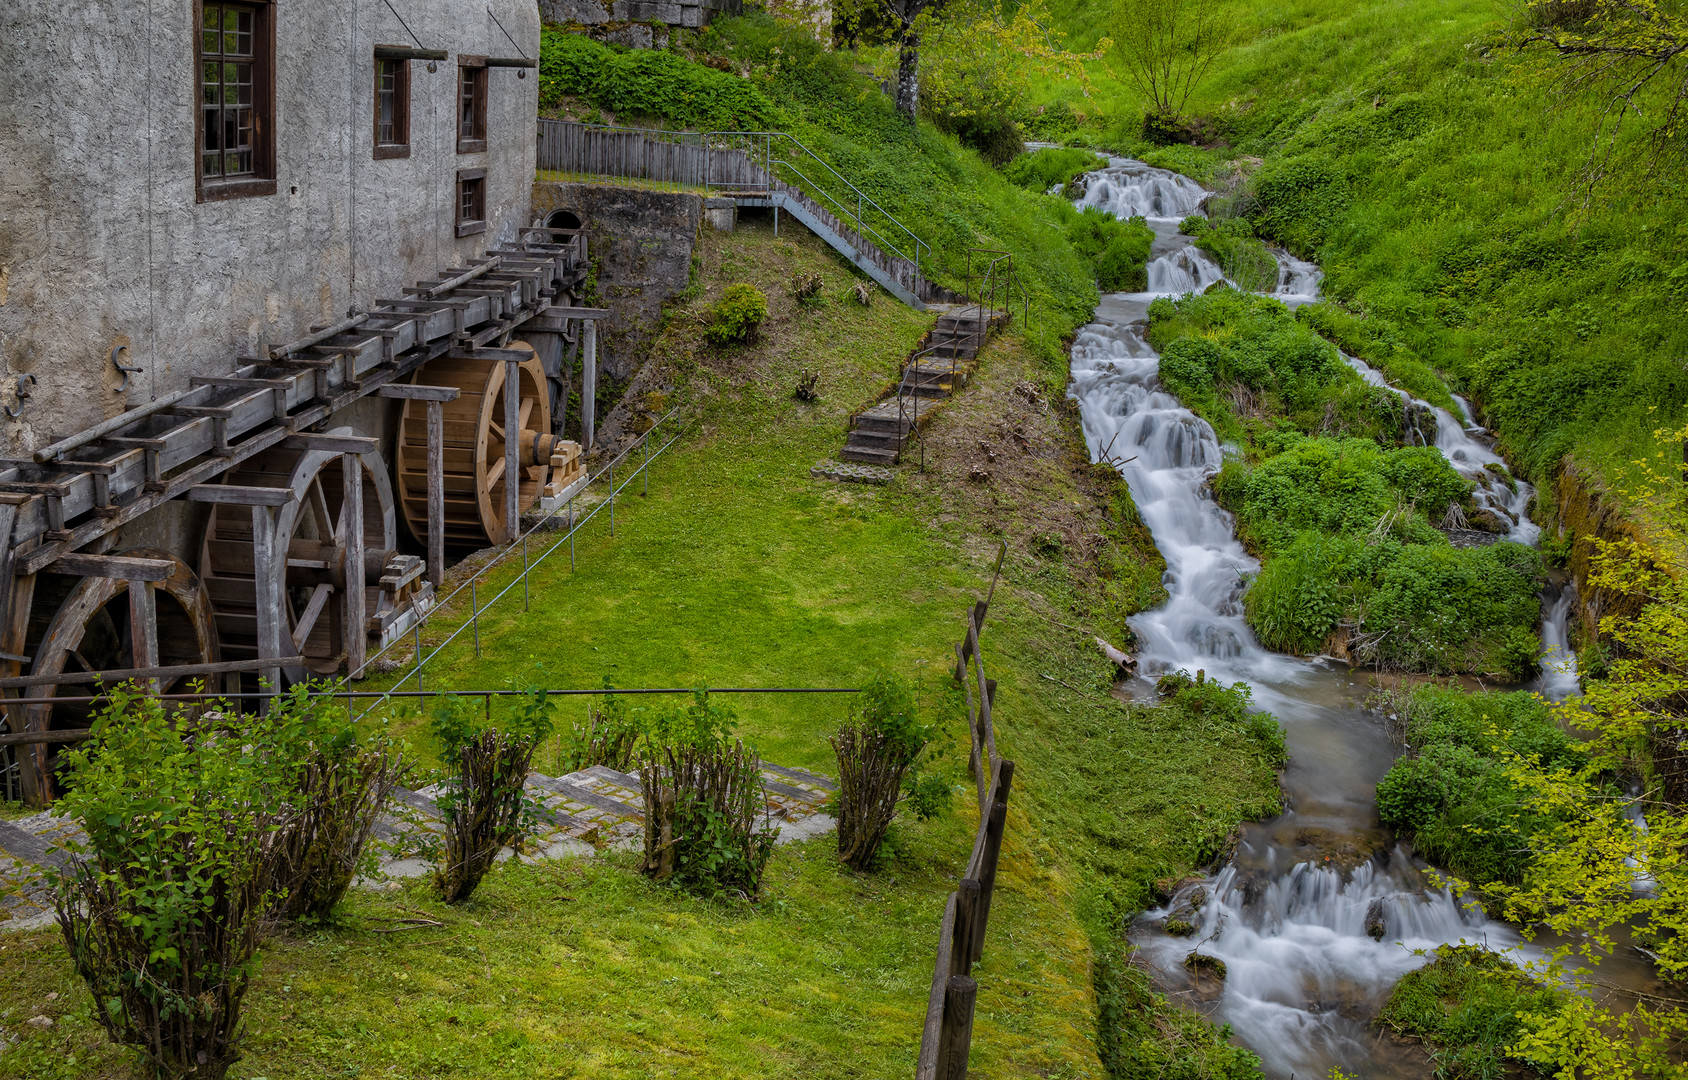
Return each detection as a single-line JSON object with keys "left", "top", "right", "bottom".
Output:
{"left": 195, "top": 0, "right": 277, "bottom": 203}
{"left": 456, "top": 169, "right": 487, "bottom": 237}
{"left": 457, "top": 56, "right": 488, "bottom": 154}
{"left": 373, "top": 54, "right": 411, "bottom": 160}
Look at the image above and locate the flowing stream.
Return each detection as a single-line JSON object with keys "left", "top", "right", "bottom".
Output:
{"left": 1066, "top": 159, "right": 1629, "bottom": 1075}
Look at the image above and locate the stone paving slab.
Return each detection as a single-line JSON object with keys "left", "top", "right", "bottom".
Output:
{"left": 811, "top": 460, "right": 894, "bottom": 485}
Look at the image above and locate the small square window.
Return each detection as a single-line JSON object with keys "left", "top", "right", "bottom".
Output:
{"left": 456, "top": 169, "right": 487, "bottom": 237}
{"left": 197, "top": 0, "right": 275, "bottom": 201}
{"left": 374, "top": 55, "right": 410, "bottom": 159}
{"left": 457, "top": 57, "right": 487, "bottom": 154}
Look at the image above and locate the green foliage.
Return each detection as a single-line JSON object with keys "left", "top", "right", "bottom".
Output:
{"left": 1374, "top": 686, "right": 1575, "bottom": 885}
{"left": 1377, "top": 945, "right": 1565, "bottom": 1080}
{"left": 1094, "top": 949, "right": 1264, "bottom": 1080}
{"left": 1157, "top": 673, "right": 1287, "bottom": 767}
{"left": 1003, "top": 146, "right": 1108, "bottom": 191}
{"left": 645, "top": 689, "right": 739, "bottom": 749}
{"left": 558, "top": 686, "right": 641, "bottom": 772}
{"left": 704, "top": 283, "right": 768, "bottom": 345}
{"left": 53, "top": 688, "right": 295, "bottom": 1080}
{"left": 538, "top": 31, "right": 773, "bottom": 130}
{"left": 1190, "top": 217, "right": 1278, "bottom": 294}
{"left": 1056, "top": 204, "right": 1156, "bottom": 290}
{"left": 832, "top": 671, "right": 932, "bottom": 870}
{"left": 1247, "top": 155, "right": 1350, "bottom": 257}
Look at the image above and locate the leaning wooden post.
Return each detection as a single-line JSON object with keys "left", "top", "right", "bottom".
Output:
{"left": 341, "top": 452, "right": 366, "bottom": 680}
{"left": 126, "top": 579, "right": 159, "bottom": 693}
{"left": 251, "top": 503, "right": 283, "bottom": 711}
{"left": 950, "top": 878, "right": 980, "bottom": 980}
{"left": 504, "top": 358, "right": 522, "bottom": 544}
{"left": 427, "top": 399, "right": 445, "bottom": 587}
{"left": 971, "top": 759, "right": 1014, "bottom": 964}
{"left": 937, "top": 976, "right": 979, "bottom": 1080}
{"left": 581, "top": 318, "right": 597, "bottom": 451}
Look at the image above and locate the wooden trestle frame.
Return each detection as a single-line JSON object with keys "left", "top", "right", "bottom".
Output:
{"left": 0, "top": 231, "right": 607, "bottom": 804}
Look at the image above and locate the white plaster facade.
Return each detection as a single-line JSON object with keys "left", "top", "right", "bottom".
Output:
{"left": 0, "top": 0, "right": 541, "bottom": 457}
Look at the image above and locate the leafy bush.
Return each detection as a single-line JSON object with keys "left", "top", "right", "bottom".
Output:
{"left": 1375, "top": 687, "right": 1576, "bottom": 884}
{"left": 705, "top": 283, "right": 768, "bottom": 345}
{"left": 54, "top": 688, "right": 291, "bottom": 1080}
{"left": 538, "top": 32, "right": 773, "bottom": 130}
{"left": 1095, "top": 952, "right": 1264, "bottom": 1080}
{"left": 1378, "top": 944, "right": 1565, "bottom": 1079}
{"left": 1191, "top": 217, "right": 1278, "bottom": 294}
{"left": 1003, "top": 146, "right": 1107, "bottom": 191}
{"left": 269, "top": 692, "right": 406, "bottom": 923}
{"left": 830, "top": 672, "right": 932, "bottom": 871}
{"left": 430, "top": 690, "right": 556, "bottom": 904}
{"left": 1156, "top": 672, "right": 1287, "bottom": 767}
{"left": 1243, "top": 530, "right": 1363, "bottom": 655}
{"left": 638, "top": 692, "right": 777, "bottom": 897}
{"left": 1058, "top": 204, "right": 1155, "bottom": 291}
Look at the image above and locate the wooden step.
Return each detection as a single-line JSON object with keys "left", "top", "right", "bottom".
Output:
{"left": 840, "top": 444, "right": 898, "bottom": 465}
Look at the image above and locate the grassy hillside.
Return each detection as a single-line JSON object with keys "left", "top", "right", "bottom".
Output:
{"left": 1029, "top": 0, "right": 1688, "bottom": 544}
{"left": 1, "top": 213, "right": 1278, "bottom": 1080}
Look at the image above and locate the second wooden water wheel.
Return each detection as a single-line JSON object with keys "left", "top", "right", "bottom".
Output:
{"left": 394, "top": 343, "right": 553, "bottom": 549}
{"left": 199, "top": 432, "right": 398, "bottom": 687}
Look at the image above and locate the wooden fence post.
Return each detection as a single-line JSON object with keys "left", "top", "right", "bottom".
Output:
{"left": 936, "top": 976, "right": 978, "bottom": 1080}
{"left": 950, "top": 878, "right": 980, "bottom": 980}
{"left": 972, "top": 759, "right": 1014, "bottom": 964}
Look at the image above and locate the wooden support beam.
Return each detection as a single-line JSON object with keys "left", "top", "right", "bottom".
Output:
{"left": 505, "top": 359, "right": 521, "bottom": 543}
{"left": 342, "top": 453, "right": 366, "bottom": 680}
{"left": 581, "top": 318, "right": 598, "bottom": 451}
{"left": 449, "top": 346, "right": 534, "bottom": 362}
{"left": 283, "top": 432, "right": 380, "bottom": 455}
{"left": 46, "top": 552, "right": 176, "bottom": 582}
{"left": 1, "top": 570, "right": 44, "bottom": 803}
{"left": 427, "top": 400, "right": 445, "bottom": 588}
{"left": 375, "top": 384, "right": 461, "bottom": 402}
{"left": 251, "top": 504, "right": 283, "bottom": 707}
{"left": 127, "top": 580, "right": 159, "bottom": 693}
{"left": 187, "top": 485, "right": 295, "bottom": 507}
{"left": 0, "top": 655, "right": 309, "bottom": 690}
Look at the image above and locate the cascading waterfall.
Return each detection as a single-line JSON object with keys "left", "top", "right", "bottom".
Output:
{"left": 1539, "top": 581, "right": 1582, "bottom": 701}
{"left": 1066, "top": 160, "right": 1578, "bottom": 1077}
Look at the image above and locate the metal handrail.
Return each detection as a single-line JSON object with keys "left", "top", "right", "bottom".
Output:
{"left": 536, "top": 120, "right": 933, "bottom": 295}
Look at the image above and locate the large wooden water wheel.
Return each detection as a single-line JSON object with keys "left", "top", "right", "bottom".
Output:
{"left": 20, "top": 550, "right": 220, "bottom": 728}
{"left": 199, "top": 430, "right": 398, "bottom": 687}
{"left": 394, "top": 343, "right": 553, "bottom": 549}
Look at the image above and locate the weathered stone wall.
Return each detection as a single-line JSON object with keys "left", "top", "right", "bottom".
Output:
{"left": 0, "top": 0, "right": 540, "bottom": 459}
{"left": 532, "top": 182, "right": 701, "bottom": 391}
{"left": 540, "top": 0, "right": 742, "bottom": 33}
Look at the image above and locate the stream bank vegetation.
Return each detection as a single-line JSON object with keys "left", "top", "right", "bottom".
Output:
{"left": 1146, "top": 288, "right": 1544, "bottom": 678}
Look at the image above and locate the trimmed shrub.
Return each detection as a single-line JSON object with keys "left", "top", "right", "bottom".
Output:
{"left": 558, "top": 687, "right": 639, "bottom": 773}
{"left": 705, "top": 283, "right": 768, "bottom": 345}
{"left": 830, "top": 672, "right": 931, "bottom": 871}
{"left": 638, "top": 693, "right": 777, "bottom": 897}
{"left": 53, "top": 688, "right": 292, "bottom": 1080}
{"left": 269, "top": 692, "right": 406, "bottom": 922}
{"left": 430, "top": 690, "right": 555, "bottom": 904}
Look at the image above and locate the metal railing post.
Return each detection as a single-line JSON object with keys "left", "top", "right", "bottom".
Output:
{"left": 610, "top": 462, "right": 615, "bottom": 537}
{"left": 643, "top": 428, "right": 650, "bottom": 496}
{"left": 471, "top": 580, "right": 481, "bottom": 657}
{"left": 414, "top": 621, "right": 423, "bottom": 690}
{"left": 569, "top": 496, "right": 576, "bottom": 571}
{"left": 523, "top": 533, "right": 530, "bottom": 611}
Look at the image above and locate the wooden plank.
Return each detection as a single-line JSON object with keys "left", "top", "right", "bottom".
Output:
{"left": 0, "top": 655, "right": 308, "bottom": 689}
{"left": 251, "top": 505, "right": 283, "bottom": 706}
{"left": 581, "top": 319, "right": 597, "bottom": 450}
{"left": 187, "top": 485, "right": 295, "bottom": 506}
{"left": 505, "top": 358, "right": 520, "bottom": 542}
{"left": 47, "top": 552, "right": 175, "bottom": 581}
{"left": 0, "top": 727, "right": 90, "bottom": 749}
{"left": 32, "top": 386, "right": 200, "bottom": 463}
{"left": 342, "top": 452, "right": 366, "bottom": 680}
{"left": 916, "top": 892, "right": 959, "bottom": 1080}
{"left": 283, "top": 433, "right": 380, "bottom": 454}
{"left": 376, "top": 384, "right": 461, "bottom": 402}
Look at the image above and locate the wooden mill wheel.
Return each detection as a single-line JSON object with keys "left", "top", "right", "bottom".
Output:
{"left": 199, "top": 429, "right": 397, "bottom": 688}
{"left": 20, "top": 549, "right": 220, "bottom": 732}
{"left": 394, "top": 343, "right": 553, "bottom": 549}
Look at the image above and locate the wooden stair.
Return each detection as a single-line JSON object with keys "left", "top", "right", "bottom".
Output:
{"left": 838, "top": 307, "right": 1007, "bottom": 465}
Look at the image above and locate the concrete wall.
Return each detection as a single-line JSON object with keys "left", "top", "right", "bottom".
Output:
{"left": 0, "top": 0, "right": 540, "bottom": 459}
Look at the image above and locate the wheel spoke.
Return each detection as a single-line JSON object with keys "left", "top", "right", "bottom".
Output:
{"left": 485, "top": 456, "right": 507, "bottom": 490}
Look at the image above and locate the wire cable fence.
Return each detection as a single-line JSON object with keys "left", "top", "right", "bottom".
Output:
{"left": 342, "top": 407, "right": 688, "bottom": 717}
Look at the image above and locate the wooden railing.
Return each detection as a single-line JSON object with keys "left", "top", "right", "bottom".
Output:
{"left": 917, "top": 542, "right": 1013, "bottom": 1080}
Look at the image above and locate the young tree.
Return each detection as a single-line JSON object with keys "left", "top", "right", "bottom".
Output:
{"left": 1109, "top": 0, "right": 1225, "bottom": 129}
{"left": 1514, "top": 0, "right": 1688, "bottom": 188}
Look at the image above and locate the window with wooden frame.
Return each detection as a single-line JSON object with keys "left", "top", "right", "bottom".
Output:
{"left": 457, "top": 56, "right": 488, "bottom": 154}
{"left": 373, "top": 54, "right": 410, "bottom": 159}
{"left": 456, "top": 169, "right": 487, "bottom": 237}
{"left": 197, "top": 0, "right": 275, "bottom": 201}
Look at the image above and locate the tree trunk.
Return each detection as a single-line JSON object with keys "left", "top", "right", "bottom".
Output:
{"left": 896, "top": 29, "right": 920, "bottom": 122}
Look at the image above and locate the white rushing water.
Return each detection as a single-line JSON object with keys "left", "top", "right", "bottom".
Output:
{"left": 1065, "top": 160, "right": 1572, "bottom": 1077}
